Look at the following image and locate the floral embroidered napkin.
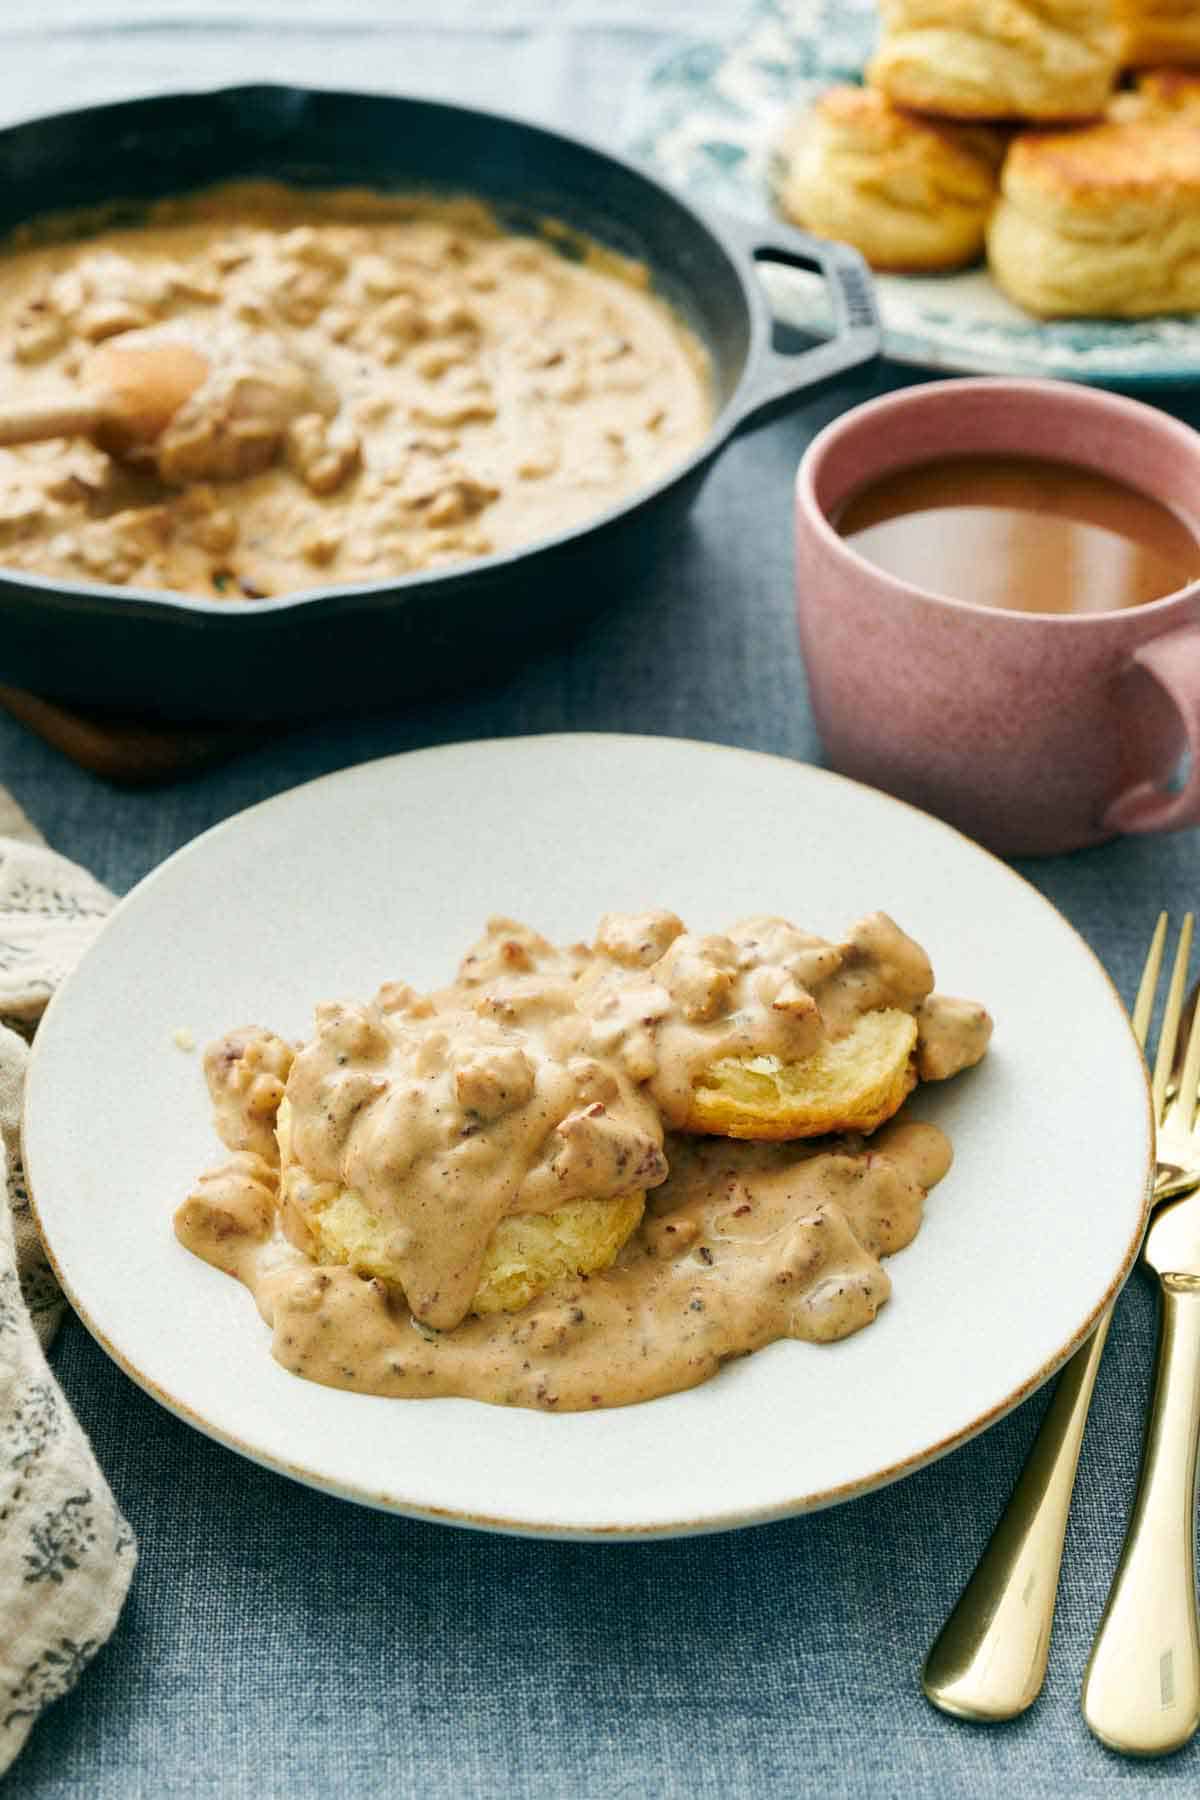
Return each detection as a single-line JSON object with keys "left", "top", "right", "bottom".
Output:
{"left": 0, "top": 790, "right": 136, "bottom": 1773}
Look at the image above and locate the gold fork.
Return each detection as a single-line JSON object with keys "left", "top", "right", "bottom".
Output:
{"left": 1082, "top": 944, "right": 1200, "bottom": 1755}
{"left": 922, "top": 912, "right": 1193, "bottom": 1724}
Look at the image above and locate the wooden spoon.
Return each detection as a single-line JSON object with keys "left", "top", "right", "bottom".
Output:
{"left": 0, "top": 336, "right": 212, "bottom": 458}
{"left": 0, "top": 334, "right": 326, "bottom": 481}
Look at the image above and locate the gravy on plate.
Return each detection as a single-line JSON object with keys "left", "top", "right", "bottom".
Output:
{"left": 176, "top": 911, "right": 992, "bottom": 1412}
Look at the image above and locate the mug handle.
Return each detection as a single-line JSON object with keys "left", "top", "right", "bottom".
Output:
{"left": 715, "top": 212, "right": 880, "bottom": 435}
{"left": 1104, "top": 627, "right": 1200, "bottom": 834}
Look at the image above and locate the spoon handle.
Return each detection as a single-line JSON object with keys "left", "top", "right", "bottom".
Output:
{"left": 922, "top": 1309, "right": 1111, "bottom": 1720}
{"left": 0, "top": 395, "right": 104, "bottom": 447}
{"left": 1082, "top": 1282, "right": 1200, "bottom": 1756}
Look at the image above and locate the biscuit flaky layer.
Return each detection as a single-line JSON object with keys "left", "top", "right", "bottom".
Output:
{"left": 868, "top": 0, "right": 1123, "bottom": 121}
{"left": 684, "top": 1008, "right": 920, "bottom": 1140}
{"left": 294, "top": 1174, "right": 648, "bottom": 1318}
{"left": 774, "top": 84, "right": 1003, "bottom": 271}
{"left": 988, "top": 115, "right": 1200, "bottom": 314}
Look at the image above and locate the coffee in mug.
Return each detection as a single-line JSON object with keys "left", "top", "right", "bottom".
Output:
{"left": 795, "top": 379, "right": 1200, "bottom": 855}
{"left": 834, "top": 454, "right": 1200, "bottom": 617}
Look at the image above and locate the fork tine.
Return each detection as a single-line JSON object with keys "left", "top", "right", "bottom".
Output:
{"left": 1133, "top": 912, "right": 1169, "bottom": 1051}
{"left": 1152, "top": 912, "right": 1194, "bottom": 1117}
{"left": 1176, "top": 965, "right": 1200, "bottom": 1136}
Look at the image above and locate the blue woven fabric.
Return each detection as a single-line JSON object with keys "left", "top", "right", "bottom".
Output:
{"left": 5, "top": 8, "right": 1200, "bottom": 1795}
{"left": 9, "top": 372, "right": 1200, "bottom": 1800}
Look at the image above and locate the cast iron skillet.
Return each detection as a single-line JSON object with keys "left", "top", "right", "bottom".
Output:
{"left": 0, "top": 85, "right": 879, "bottom": 719}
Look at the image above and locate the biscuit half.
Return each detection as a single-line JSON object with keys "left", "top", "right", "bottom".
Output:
{"left": 281, "top": 1163, "right": 647, "bottom": 1318}
{"left": 774, "top": 85, "right": 1003, "bottom": 271}
{"left": 275, "top": 1086, "right": 648, "bottom": 1320}
{"left": 682, "top": 1007, "right": 919, "bottom": 1140}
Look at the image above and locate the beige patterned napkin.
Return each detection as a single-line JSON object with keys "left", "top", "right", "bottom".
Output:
{"left": 0, "top": 791, "right": 137, "bottom": 1774}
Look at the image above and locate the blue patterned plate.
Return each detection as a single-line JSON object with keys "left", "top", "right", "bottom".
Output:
{"left": 626, "top": 0, "right": 1200, "bottom": 387}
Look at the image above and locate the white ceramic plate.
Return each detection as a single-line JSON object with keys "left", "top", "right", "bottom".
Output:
{"left": 24, "top": 735, "right": 1151, "bottom": 1539}
{"left": 626, "top": 0, "right": 1200, "bottom": 386}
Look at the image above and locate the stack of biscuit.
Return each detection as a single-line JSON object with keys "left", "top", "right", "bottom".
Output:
{"left": 774, "top": 0, "right": 1200, "bottom": 318}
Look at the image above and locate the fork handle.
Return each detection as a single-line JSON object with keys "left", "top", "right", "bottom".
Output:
{"left": 921, "top": 1308, "right": 1112, "bottom": 1719}
{"left": 1082, "top": 1282, "right": 1200, "bottom": 1756}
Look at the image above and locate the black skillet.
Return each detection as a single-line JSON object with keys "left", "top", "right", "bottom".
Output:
{"left": 0, "top": 84, "right": 879, "bottom": 719}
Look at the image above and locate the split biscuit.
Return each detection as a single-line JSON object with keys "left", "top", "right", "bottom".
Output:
{"left": 282, "top": 1160, "right": 647, "bottom": 1317}
{"left": 275, "top": 1096, "right": 649, "bottom": 1319}
{"left": 868, "top": 0, "right": 1123, "bottom": 121}
{"left": 643, "top": 913, "right": 991, "bottom": 1142}
{"left": 686, "top": 1006, "right": 920, "bottom": 1140}
{"left": 987, "top": 113, "right": 1200, "bottom": 315}
{"left": 773, "top": 84, "right": 1004, "bottom": 271}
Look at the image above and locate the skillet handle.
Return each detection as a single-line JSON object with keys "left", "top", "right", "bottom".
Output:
{"left": 719, "top": 213, "right": 879, "bottom": 435}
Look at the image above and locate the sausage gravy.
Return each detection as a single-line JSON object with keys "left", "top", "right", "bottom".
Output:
{"left": 176, "top": 910, "right": 992, "bottom": 1411}
{"left": 0, "top": 183, "right": 712, "bottom": 597}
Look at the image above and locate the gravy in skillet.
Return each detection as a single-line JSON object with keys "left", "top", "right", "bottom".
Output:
{"left": 0, "top": 183, "right": 713, "bottom": 598}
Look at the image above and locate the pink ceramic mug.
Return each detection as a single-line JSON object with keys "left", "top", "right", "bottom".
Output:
{"left": 795, "top": 378, "right": 1200, "bottom": 855}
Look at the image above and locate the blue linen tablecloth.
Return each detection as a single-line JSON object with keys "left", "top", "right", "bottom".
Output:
{"left": 4, "top": 5, "right": 1200, "bottom": 1795}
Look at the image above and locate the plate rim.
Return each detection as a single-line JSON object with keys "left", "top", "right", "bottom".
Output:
{"left": 23, "top": 734, "right": 1154, "bottom": 1539}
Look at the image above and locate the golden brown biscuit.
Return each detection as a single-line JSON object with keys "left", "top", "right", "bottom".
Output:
{"left": 987, "top": 114, "right": 1200, "bottom": 314}
{"left": 1119, "top": 0, "right": 1200, "bottom": 66}
{"left": 868, "top": 0, "right": 1123, "bottom": 121}
{"left": 281, "top": 1159, "right": 648, "bottom": 1317}
{"left": 274, "top": 1092, "right": 651, "bottom": 1318}
{"left": 773, "top": 85, "right": 1004, "bottom": 271}
{"left": 685, "top": 1006, "right": 920, "bottom": 1140}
